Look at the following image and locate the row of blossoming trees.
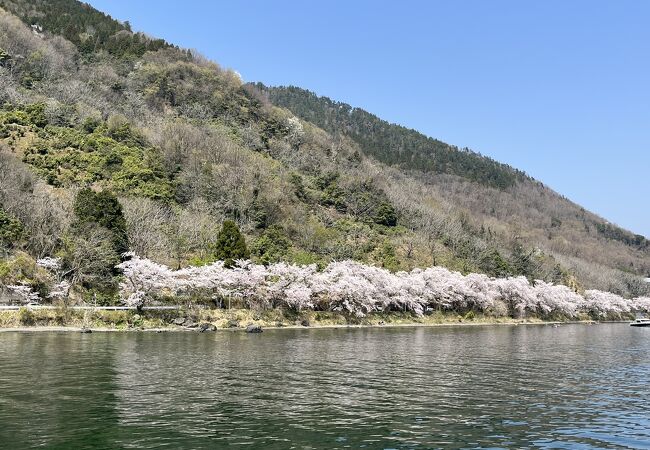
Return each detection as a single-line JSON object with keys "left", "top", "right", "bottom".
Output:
{"left": 116, "top": 254, "right": 650, "bottom": 320}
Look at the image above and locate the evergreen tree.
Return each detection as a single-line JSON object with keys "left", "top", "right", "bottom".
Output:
{"left": 73, "top": 188, "right": 128, "bottom": 255}
{"left": 1, "top": 0, "right": 172, "bottom": 59}
{"left": 479, "top": 249, "right": 512, "bottom": 278}
{"left": 63, "top": 189, "right": 127, "bottom": 298}
{"left": 213, "top": 220, "right": 249, "bottom": 268}
{"left": 511, "top": 244, "right": 536, "bottom": 280}
{"left": 251, "top": 226, "right": 291, "bottom": 265}
{"left": 373, "top": 202, "right": 398, "bottom": 227}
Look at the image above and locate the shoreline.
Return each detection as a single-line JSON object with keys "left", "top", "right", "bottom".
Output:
{"left": 1, "top": 306, "right": 632, "bottom": 333}
{"left": 0, "top": 319, "right": 623, "bottom": 333}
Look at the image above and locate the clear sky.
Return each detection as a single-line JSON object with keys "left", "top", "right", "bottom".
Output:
{"left": 87, "top": 0, "right": 650, "bottom": 237}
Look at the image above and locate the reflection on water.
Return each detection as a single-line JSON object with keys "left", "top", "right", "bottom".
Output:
{"left": 0, "top": 324, "right": 649, "bottom": 448}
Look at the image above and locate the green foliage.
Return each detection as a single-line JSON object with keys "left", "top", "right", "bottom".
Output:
{"left": 314, "top": 171, "right": 339, "bottom": 190}
{"left": 106, "top": 115, "right": 147, "bottom": 146}
{"left": 321, "top": 183, "right": 347, "bottom": 212}
{"left": 479, "top": 249, "right": 512, "bottom": 278}
{"left": 596, "top": 222, "right": 648, "bottom": 249}
{"left": 0, "top": 252, "right": 44, "bottom": 287}
{"left": 60, "top": 224, "right": 121, "bottom": 295}
{"left": 73, "top": 188, "right": 128, "bottom": 255}
{"left": 251, "top": 226, "right": 292, "bottom": 265}
{"left": 510, "top": 244, "right": 536, "bottom": 279}
{"left": 130, "top": 59, "right": 272, "bottom": 131}
{"left": 375, "top": 242, "right": 401, "bottom": 272}
{"left": 551, "top": 264, "right": 572, "bottom": 286}
{"left": 287, "top": 249, "right": 324, "bottom": 268}
{"left": 246, "top": 197, "right": 269, "bottom": 229}
{"left": 213, "top": 221, "right": 249, "bottom": 268}
{"left": 73, "top": 189, "right": 126, "bottom": 235}
{"left": 0, "top": 104, "right": 46, "bottom": 142}
{"left": 314, "top": 174, "right": 399, "bottom": 225}
{"left": 0, "top": 207, "right": 23, "bottom": 248}
{"left": 83, "top": 289, "right": 119, "bottom": 307}
{"left": 1, "top": 108, "right": 174, "bottom": 200}
{"left": 373, "top": 202, "right": 397, "bottom": 227}
{"left": 289, "top": 173, "right": 308, "bottom": 201}
{"left": 0, "top": 103, "right": 47, "bottom": 127}
{"left": 0, "top": 0, "right": 172, "bottom": 58}
{"left": 18, "top": 307, "right": 35, "bottom": 325}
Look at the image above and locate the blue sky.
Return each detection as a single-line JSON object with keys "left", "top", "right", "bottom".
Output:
{"left": 88, "top": 0, "right": 650, "bottom": 237}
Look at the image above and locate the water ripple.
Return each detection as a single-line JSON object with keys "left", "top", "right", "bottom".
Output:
{"left": 0, "top": 324, "right": 649, "bottom": 448}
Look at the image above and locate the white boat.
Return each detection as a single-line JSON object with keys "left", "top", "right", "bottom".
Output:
{"left": 630, "top": 318, "right": 650, "bottom": 327}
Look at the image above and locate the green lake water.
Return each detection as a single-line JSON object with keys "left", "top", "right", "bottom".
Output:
{"left": 0, "top": 324, "right": 649, "bottom": 449}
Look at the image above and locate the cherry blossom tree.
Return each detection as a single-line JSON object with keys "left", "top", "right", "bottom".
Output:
{"left": 6, "top": 283, "right": 40, "bottom": 304}
{"left": 532, "top": 280, "right": 581, "bottom": 317}
{"left": 36, "top": 257, "right": 72, "bottom": 304}
{"left": 632, "top": 297, "right": 650, "bottom": 313}
{"left": 114, "top": 254, "right": 647, "bottom": 319}
{"left": 581, "top": 290, "right": 630, "bottom": 318}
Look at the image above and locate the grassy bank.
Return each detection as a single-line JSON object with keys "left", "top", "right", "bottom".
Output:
{"left": 0, "top": 307, "right": 618, "bottom": 332}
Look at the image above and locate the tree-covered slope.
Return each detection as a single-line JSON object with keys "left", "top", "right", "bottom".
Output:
{"left": 0, "top": 0, "right": 647, "bottom": 306}
{"left": 260, "top": 86, "right": 649, "bottom": 275}
{"left": 259, "top": 85, "right": 527, "bottom": 189}
{"left": 0, "top": 0, "right": 171, "bottom": 58}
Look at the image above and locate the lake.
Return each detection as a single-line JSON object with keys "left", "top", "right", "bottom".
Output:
{"left": 0, "top": 324, "right": 649, "bottom": 449}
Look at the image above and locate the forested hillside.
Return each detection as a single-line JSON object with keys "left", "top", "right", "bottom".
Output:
{"left": 0, "top": 0, "right": 647, "bottom": 307}
{"left": 260, "top": 85, "right": 527, "bottom": 189}
{"left": 262, "top": 85, "right": 650, "bottom": 294}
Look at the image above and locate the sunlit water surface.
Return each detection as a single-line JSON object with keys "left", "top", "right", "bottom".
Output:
{"left": 1, "top": 324, "right": 649, "bottom": 449}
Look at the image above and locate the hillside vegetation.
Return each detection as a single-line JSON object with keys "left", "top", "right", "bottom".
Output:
{"left": 263, "top": 85, "right": 650, "bottom": 294}
{"left": 260, "top": 85, "right": 526, "bottom": 189}
{"left": 0, "top": 0, "right": 647, "bottom": 309}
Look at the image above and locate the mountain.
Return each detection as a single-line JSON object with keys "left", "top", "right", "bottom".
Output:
{"left": 0, "top": 0, "right": 648, "bottom": 303}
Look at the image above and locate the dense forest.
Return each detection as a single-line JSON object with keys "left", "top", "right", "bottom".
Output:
{"left": 0, "top": 0, "right": 648, "bottom": 311}
{"left": 0, "top": 0, "right": 171, "bottom": 58}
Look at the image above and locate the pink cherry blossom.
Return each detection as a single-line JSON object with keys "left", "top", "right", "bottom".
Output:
{"left": 114, "top": 254, "right": 650, "bottom": 318}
